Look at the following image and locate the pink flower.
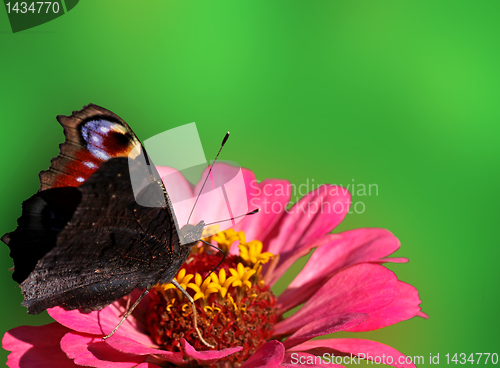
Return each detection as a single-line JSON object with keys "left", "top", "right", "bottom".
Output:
{"left": 3, "top": 165, "right": 426, "bottom": 368}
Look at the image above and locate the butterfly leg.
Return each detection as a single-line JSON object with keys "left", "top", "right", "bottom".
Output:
{"left": 171, "top": 279, "right": 215, "bottom": 349}
{"left": 119, "top": 294, "right": 133, "bottom": 317}
{"left": 103, "top": 288, "right": 150, "bottom": 339}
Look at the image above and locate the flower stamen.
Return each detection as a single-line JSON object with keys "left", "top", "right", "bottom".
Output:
{"left": 146, "top": 229, "right": 279, "bottom": 362}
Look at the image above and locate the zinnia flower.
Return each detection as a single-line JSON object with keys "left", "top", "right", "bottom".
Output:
{"left": 3, "top": 165, "right": 426, "bottom": 368}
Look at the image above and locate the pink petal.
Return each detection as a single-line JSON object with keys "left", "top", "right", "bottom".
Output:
{"left": 265, "top": 185, "right": 351, "bottom": 285}
{"left": 281, "top": 352, "right": 343, "bottom": 368}
{"left": 283, "top": 313, "right": 368, "bottom": 349}
{"left": 376, "top": 257, "right": 409, "bottom": 263}
{"left": 267, "top": 184, "right": 351, "bottom": 255}
{"left": 273, "top": 264, "right": 398, "bottom": 336}
{"left": 346, "top": 281, "right": 423, "bottom": 332}
{"left": 48, "top": 299, "right": 152, "bottom": 347}
{"left": 289, "top": 338, "right": 416, "bottom": 368}
{"left": 265, "top": 234, "right": 333, "bottom": 288}
{"left": 53, "top": 299, "right": 186, "bottom": 367}
{"left": 134, "top": 364, "right": 161, "bottom": 368}
{"left": 2, "top": 323, "right": 76, "bottom": 368}
{"left": 190, "top": 164, "right": 253, "bottom": 231}
{"left": 104, "top": 336, "right": 185, "bottom": 365}
{"left": 278, "top": 228, "right": 401, "bottom": 312}
{"left": 240, "top": 340, "right": 285, "bottom": 368}
{"left": 157, "top": 166, "right": 194, "bottom": 226}
{"left": 122, "top": 290, "right": 153, "bottom": 329}
{"left": 417, "top": 311, "right": 429, "bottom": 319}
{"left": 233, "top": 179, "right": 292, "bottom": 244}
{"left": 61, "top": 332, "right": 146, "bottom": 368}
{"left": 181, "top": 338, "right": 242, "bottom": 365}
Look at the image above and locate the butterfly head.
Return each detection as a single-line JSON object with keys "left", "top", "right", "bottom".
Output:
{"left": 178, "top": 221, "right": 205, "bottom": 248}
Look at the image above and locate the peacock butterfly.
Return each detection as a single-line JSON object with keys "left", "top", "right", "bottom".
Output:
{"left": 1, "top": 104, "right": 240, "bottom": 345}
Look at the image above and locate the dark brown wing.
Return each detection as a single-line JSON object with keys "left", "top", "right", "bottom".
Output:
{"left": 1, "top": 187, "right": 81, "bottom": 284}
{"left": 20, "top": 157, "right": 182, "bottom": 314}
{"left": 3, "top": 105, "right": 203, "bottom": 315}
{"left": 3, "top": 104, "right": 143, "bottom": 285}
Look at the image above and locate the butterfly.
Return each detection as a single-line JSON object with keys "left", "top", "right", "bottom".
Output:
{"left": 1, "top": 104, "right": 231, "bottom": 346}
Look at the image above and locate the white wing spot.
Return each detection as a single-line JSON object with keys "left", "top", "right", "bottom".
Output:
{"left": 92, "top": 148, "right": 110, "bottom": 160}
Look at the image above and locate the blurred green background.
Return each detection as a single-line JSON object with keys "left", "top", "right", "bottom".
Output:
{"left": 1, "top": 0, "right": 499, "bottom": 366}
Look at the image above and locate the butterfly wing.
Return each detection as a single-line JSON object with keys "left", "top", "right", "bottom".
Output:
{"left": 1, "top": 187, "right": 82, "bottom": 284}
{"left": 3, "top": 104, "right": 144, "bottom": 286}
{"left": 3, "top": 105, "right": 194, "bottom": 314}
{"left": 20, "top": 157, "right": 184, "bottom": 314}
{"left": 39, "top": 104, "right": 140, "bottom": 190}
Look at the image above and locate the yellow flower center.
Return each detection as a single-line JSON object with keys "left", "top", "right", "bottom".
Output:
{"left": 146, "top": 229, "right": 279, "bottom": 364}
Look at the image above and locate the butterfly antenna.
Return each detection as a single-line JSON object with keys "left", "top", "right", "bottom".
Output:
{"left": 203, "top": 208, "right": 260, "bottom": 226}
{"left": 186, "top": 132, "right": 230, "bottom": 225}
{"left": 171, "top": 279, "right": 216, "bottom": 349}
{"left": 200, "top": 239, "right": 226, "bottom": 284}
{"left": 103, "top": 288, "right": 150, "bottom": 339}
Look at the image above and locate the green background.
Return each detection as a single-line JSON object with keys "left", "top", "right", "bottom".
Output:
{"left": 1, "top": 1, "right": 499, "bottom": 366}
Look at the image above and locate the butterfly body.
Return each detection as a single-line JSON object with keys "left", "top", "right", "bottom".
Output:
{"left": 2, "top": 104, "right": 203, "bottom": 315}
